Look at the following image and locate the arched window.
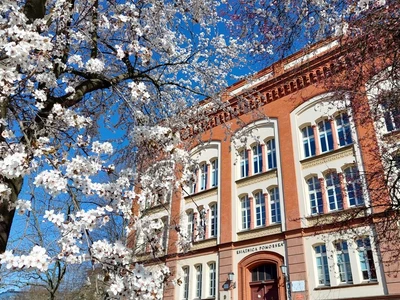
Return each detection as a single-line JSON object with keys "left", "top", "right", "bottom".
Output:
{"left": 240, "top": 149, "right": 249, "bottom": 178}
{"left": 302, "top": 126, "right": 316, "bottom": 158}
{"left": 241, "top": 195, "right": 251, "bottom": 230}
{"left": 307, "top": 177, "right": 323, "bottom": 214}
{"left": 314, "top": 244, "right": 330, "bottom": 286}
{"left": 182, "top": 266, "right": 190, "bottom": 300}
{"left": 318, "top": 119, "right": 334, "bottom": 153}
{"left": 186, "top": 210, "right": 194, "bottom": 240}
{"left": 195, "top": 264, "right": 203, "bottom": 298}
{"left": 325, "top": 172, "right": 343, "bottom": 211}
{"left": 211, "top": 159, "right": 218, "bottom": 187}
{"left": 208, "top": 262, "right": 216, "bottom": 297}
{"left": 335, "top": 113, "right": 352, "bottom": 147}
{"left": 254, "top": 191, "right": 265, "bottom": 227}
{"left": 344, "top": 166, "right": 364, "bottom": 206}
{"left": 200, "top": 162, "right": 208, "bottom": 191}
{"left": 335, "top": 241, "right": 353, "bottom": 283}
{"left": 356, "top": 237, "right": 377, "bottom": 281}
{"left": 253, "top": 144, "right": 263, "bottom": 174}
{"left": 266, "top": 139, "right": 277, "bottom": 169}
{"left": 210, "top": 203, "right": 218, "bottom": 237}
{"left": 269, "top": 187, "right": 281, "bottom": 223}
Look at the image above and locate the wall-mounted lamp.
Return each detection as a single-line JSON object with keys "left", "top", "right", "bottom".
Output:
{"left": 228, "top": 272, "right": 235, "bottom": 281}
{"left": 223, "top": 272, "right": 236, "bottom": 290}
{"left": 280, "top": 265, "right": 288, "bottom": 277}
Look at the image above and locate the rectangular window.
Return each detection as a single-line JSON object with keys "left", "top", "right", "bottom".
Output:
{"left": 382, "top": 98, "right": 400, "bottom": 132}
{"left": 196, "top": 265, "right": 202, "bottom": 298}
{"left": 200, "top": 163, "right": 208, "bottom": 191}
{"left": 344, "top": 166, "right": 364, "bottom": 206}
{"left": 210, "top": 204, "right": 218, "bottom": 237}
{"left": 240, "top": 150, "right": 249, "bottom": 178}
{"left": 183, "top": 267, "right": 189, "bottom": 300}
{"left": 270, "top": 187, "right": 281, "bottom": 223}
{"left": 209, "top": 262, "right": 216, "bottom": 297}
{"left": 255, "top": 192, "right": 265, "bottom": 227}
{"left": 335, "top": 241, "right": 353, "bottom": 283}
{"left": 211, "top": 159, "right": 218, "bottom": 187}
{"left": 162, "top": 217, "right": 169, "bottom": 251}
{"left": 241, "top": 196, "right": 251, "bottom": 230}
{"left": 357, "top": 238, "right": 377, "bottom": 281}
{"left": 318, "top": 119, "right": 334, "bottom": 153}
{"left": 336, "top": 113, "right": 352, "bottom": 146}
{"left": 308, "top": 177, "right": 323, "bottom": 214}
{"left": 187, "top": 211, "right": 194, "bottom": 240}
{"left": 315, "top": 244, "right": 330, "bottom": 286}
{"left": 325, "top": 172, "right": 343, "bottom": 211}
{"left": 253, "top": 145, "right": 263, "bottom": 174}
{"left": 302, "top": 126, "right": 316, "bottom": 158}
{"left": 266, "top": 139, "right": 277, "bottom": 169}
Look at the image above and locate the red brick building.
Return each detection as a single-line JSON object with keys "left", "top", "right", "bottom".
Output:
{"left": 135, "top": 38, "right": 400, "bottom": 300}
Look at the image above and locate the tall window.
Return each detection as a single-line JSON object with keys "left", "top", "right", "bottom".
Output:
{"left": 254, "top": 192, "right": 265, "bottom": 227}
{"left": 183, "top": 266, "right": 189, "bottom": 300}
{"left": 161, "top": 217, "right": 169, "bottom": 251}
{"left": 200, "top": 163, "right": 208, "bottom": 191}
{"left": 209, "top": 262, "right": 216, "bottom": 297}
{"left": 211, "top": 159, "right": 218, "bottom": 187}
{"left": 335, "top": 241, "right": 353, "bottom": 283}
{"left": 210, "top": 203, "right": 218, "bottom": 237}
{"left": 187, "top": 211, "right": 194, "bottom": 240}
{"left": 270, "top": 187, "right": 281, "bottom": 223}
{"left": 241, "top": 195, "right": 251, "bottom": 230}
{"left": 308, "top": 177, "right": 323, "bottom": 214}
{"left": 266, "top": 139, "right": 277, "bottom": 169}
{"left": 357, "top": 237, "right": 377, "bottom": 281}
{"left": 325, "top": 172, "right": 343, "bottom": 211}
{"left": 240, "top": 150, "right": 249, "bottom": 178}
{"left": 344, "top": 166, "right": 364, "bottom": 206}
{"left": 253, "top": 144, "right": 263, "bottom": 174}
{"left": 190, "top": 167, "right": 197, "bottom": 194}
{"left": 302, "top": 126, "right": 316, "bottom": 158}
{"left": 318, "top": 119, "right": 334, "bottom": 153}
{"left": 196, "top": 265, "right": 202, "bottom": 299}
{"left": 315, "top": 244, "right": 330, "bottom": 286}
{"left": 335, "top": 113, "right": 352, "bottom": 146}
{"left": 381, "top": 98, "right": 400, "bottom": 132}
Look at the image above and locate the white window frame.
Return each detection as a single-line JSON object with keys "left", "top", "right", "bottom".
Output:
{"left": 240, "top": 149, "right": 249, "bottom": 178}
{"left": 253, "top": 144, "right": 263, "bottom": 174}
{"left": 182, "top": 266, "right": 190, "bottom": 300}
{"left": 241, "top": 195, "right": 251, "bottom": 230}
{"left": 210, "top": 203, "right": 218, "bottom": 238}
{"left": 270, "top": 187, "right": 281, "bottom": 223}
{"left": 325, "top": 172, "right": 343, "bottom": 211}
{"left": 266, "top": 139, "right": 277, "bottom": 170}
{"left": 200, "top": 163, "right": 208, "bottom": 191}
{"left": 335, "top": 113, "right": 352, "bottom": 147}
{"left": 308, "top": 177, "right": 323, "bottom": 214}
{"left": 335, "top": 241, "right": 353, "bottom": 284}
{"left": 302, "top": 126, "right": 316, "bottom": 158}
{"left": 187, "top": 210, "right": 194, "bottom": 240}
{"left": 357, "top": 237, "right": 377, "bottom": 281}
{"left": 254, "top": 191, "right": 265, "bottom": 227}
{"left": 344, "top": 166, "right": 364, "bottom": 206}
{"left": 315, "top": 244, "right": 330, "bottom": 286}
{"left": 318, "top": 119, "right": 334, "bottom": 153}
{"left": 211, "top": 159, "right": 218, "bottom": 187}
{"left": 195, "top": 264, "right": 202, "bottom": 299}
{"left": 208, "top": 262, "right": 216, "bottom": 297}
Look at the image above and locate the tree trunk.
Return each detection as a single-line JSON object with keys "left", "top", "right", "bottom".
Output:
{"left": 0, "top": 177, "right": 23, "bottom": 253}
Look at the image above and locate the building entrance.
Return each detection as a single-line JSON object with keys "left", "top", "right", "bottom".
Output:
{"left": 249, "top": 264, "right": 279, "bottom": 300}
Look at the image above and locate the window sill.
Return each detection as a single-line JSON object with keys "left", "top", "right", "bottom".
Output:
{"left": 235, "top": 168, "right": 278, "bottom": 184}
{"left": 300, "top": 144, "right": 354, "bottom": 164}
{"left": 314, "top": 281, "right": 378, "bottom": 290}
{"left": 184, "top": 186, "right": 218, "bottom": 199}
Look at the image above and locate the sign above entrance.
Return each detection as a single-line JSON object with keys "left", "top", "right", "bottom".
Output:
{"left": 236, "top": 242, "right": 284, "bottom": 255}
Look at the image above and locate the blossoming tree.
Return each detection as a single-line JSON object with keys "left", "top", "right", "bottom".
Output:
{"left": 0, "top": 0, "right": 248, "bottom": 297}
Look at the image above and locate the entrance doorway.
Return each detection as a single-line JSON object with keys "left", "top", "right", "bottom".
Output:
{"left": 249, "top": 264, "right": 279, "bottom": 300}
{"left": 238, "top": 251, "right": 286, "bottom": 300}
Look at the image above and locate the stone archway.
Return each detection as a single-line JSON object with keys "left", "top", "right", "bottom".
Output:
{"left": 238, "top": 251, "right": 286, "bottom": 300}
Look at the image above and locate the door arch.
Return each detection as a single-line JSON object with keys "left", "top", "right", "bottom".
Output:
{"left": 238, "top": 251, "right": 286, "bottom": 300}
